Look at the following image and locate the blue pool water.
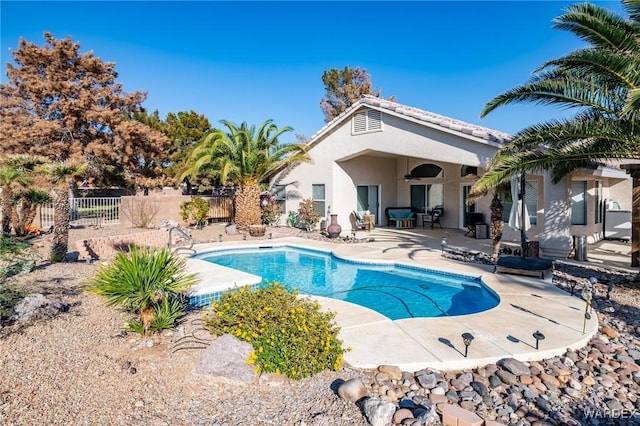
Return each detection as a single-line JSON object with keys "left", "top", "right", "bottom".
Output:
{"left": 194, "top": 245, "right": 499, "bottom": 320}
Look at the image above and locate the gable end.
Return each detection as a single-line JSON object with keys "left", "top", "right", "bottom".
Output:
{"left": 352, "top": 109, "right": 382, "bottom": 135}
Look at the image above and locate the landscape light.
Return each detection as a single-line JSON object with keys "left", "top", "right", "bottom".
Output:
{"left": 441, "top": 236, "right": 448, "bottom": 256}
{"left": 582, "top": 285, "right": 593, "bottom": 334}
{"left": 461, "top": 332, "right": 474, "bottom": 357}
{"left": 533, "top": 330, "right": 545, "bottom": 350}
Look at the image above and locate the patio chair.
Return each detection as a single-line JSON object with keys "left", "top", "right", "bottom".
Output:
{"left": 464, "top": 212, "right": 485, "bottom": 237}
{"left": 350, "top": 211, "right": 371, "bottom": 231}
{"left": 422, "top": 206, "right": 443, "bottom": 228}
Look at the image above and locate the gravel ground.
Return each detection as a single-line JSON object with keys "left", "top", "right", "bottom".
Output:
{"left": 1, "top": 225, "right": 639, "bottom": 425}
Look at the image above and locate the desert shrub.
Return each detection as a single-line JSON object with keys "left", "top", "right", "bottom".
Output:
{"left": 297, "top": 198, "right": 320, "bottom": 231}
{"left": 180, "top": 197, "right": 210, "bottom": 228}
{"left": 120, "top": 197, "right": 160, "bottom": 228}
{"left": 260, "top": 193, "right": 279, "bottom": 226}
{"left": 0, "top": 234, "right": 37, "bottom": 281}
{"left": 0, "top": 285, "right": 28, "bottom": 324}
{"left": 286, "top": 211, "right": 299, "bottom": 227}
{"left": 203, "top": 282, "right": 347, "bottom": 379}
{"left": 86, "top": 247, "right": 199, "bottom": 334}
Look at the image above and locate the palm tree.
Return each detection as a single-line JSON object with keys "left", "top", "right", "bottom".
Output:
{"left": 11, "top": 189, "right": 52, "bottom": 236}
{"left": 0, "top": 156, "right": 43, "bottom": 235}
{"left": 0, "top": 166, "right": 22, "bottom": 235}
{"left": 472, "top": 0, "right": 640, "bottom": 264}
{"left": 181, "top": 119, "right": 310, "bottom": 228}
{"left": 44, "top": 162, "right": 86, "bottom": 261}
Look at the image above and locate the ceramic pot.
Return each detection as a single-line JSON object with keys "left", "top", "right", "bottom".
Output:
{"left": 327, "top": 214, "right": 342, "bottom": 238}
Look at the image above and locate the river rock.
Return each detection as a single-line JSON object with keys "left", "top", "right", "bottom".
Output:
{"left": 417, "top": 373, "right": 438, "bottom": 389}
{"left": 337, "top": 378, "right": 368, "bottom": 403}
{"left": 392, "top": 408, "right": 414, "bottom": 424}
{"left": 362, "top": 397, "right": 396, "bottom": 426}
{"left": 471, "top": 381, "right": 489, "bottom": 396}
{"left": 499, "top": 358, "right": 531, "bottom": 376}
{"left": 496, "top": 370, "right": 518, "bottom": 385}
{"left": 379, "top": 364, "right": 403, "bottom": 381}
{"left": 600, "top": 325, "right": 619, "bottom": 339}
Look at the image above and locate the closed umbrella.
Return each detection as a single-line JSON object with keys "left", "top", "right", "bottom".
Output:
{"left": 508, "top": 174, "right": 531, "bottom": 256}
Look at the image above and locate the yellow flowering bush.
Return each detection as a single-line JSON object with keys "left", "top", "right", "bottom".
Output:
{"left": 203, "top": 282, "right": 347, "bottom": 379}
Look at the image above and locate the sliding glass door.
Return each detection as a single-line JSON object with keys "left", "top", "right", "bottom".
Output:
{"left": 357, "top": 185, "right": 379, "bottom": 224}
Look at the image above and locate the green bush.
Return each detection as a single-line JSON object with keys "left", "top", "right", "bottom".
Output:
{"left": 180, "top": 197, "right": 210, "bottom": 228}
{"left": 203, "top": 282, "right": 348, "bottom": 379}
{"left": 86, "top": 247, "right": 199, "bottom": 334}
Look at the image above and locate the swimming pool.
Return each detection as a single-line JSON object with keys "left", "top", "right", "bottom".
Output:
{"left": 193, "top": 245, "right": 499, "bottom": 320}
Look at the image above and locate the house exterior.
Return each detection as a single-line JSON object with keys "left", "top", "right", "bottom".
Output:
{"left": 270, "top": 95, "right": 631, "bottom": 259}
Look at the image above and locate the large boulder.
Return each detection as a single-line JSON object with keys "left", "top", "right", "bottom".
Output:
{"left": 12, "top": 294, "right": 69, "bottom": 321}
{"left": 195, "top": 334, "right": 258, "bottom": 384}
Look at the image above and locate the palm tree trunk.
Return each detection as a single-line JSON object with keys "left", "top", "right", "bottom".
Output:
{"left": 10, "top": 202, "right": 24, "bottom": 236}
{"left": 234, "top": 185, "right": 262, "bottom": 228}
{"left": 50, "top": 182, "right": 71, "bottom": 261}
{"left": 490, "top": 194, "right": 504, "bottom": 259}
{"left": 1, "top": 186, "right": 13, "bottom": 234}
{"left": 23, "top": 203, "right": 39, "bottom": 232}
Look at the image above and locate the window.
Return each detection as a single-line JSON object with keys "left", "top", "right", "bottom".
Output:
{"left": 312, "top": 184, "right": 325, "bottom": 217}
{"left": 524, "top": 181, "right": 538, "bottom": 225}
{"left": 352, "top": 109, "right": 382, "bottom": 134}
{"left": 272, "top": 184, "right": 286, "bottom": 214}
{"left": 595, "top": 181, "right": 603, "bottom": 224}
{"left": 572, "top": 180, "right": 587, "bottom": 225}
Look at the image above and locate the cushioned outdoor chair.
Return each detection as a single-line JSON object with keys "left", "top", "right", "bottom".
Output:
{"left": 351, "top": 211, "right": 371, "bottom": 231}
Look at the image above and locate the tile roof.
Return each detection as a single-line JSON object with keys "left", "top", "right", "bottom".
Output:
{"left": 309, "top": 95, "right": 513, "bottom": 145}
{"left": 356, "top": 95, "right": 513, "bottom": 144}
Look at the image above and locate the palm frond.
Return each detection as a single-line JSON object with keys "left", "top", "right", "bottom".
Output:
{"left": 553, "top": 2, "right": 639, "bottom": 52}
{"left": 481, "top": 69, "right": 619, "bottom": 117}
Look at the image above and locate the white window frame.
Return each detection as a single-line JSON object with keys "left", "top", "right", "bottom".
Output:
{"left": 572, "top": 180, "right": 588, "bottom": 226}
{"left": 312, "top": 184, "right": 326, "bottom": 217}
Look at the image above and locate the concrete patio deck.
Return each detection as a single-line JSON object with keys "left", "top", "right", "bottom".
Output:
{"left": 187, "top": 226, "right": 634, "bottom": 372}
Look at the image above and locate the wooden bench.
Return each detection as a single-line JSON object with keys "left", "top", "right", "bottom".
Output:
{"left": 495, "top": 256, "right": 553, "bottom": 279}
{"left": 395, "top": 218, "right": 416, "bottom": 229}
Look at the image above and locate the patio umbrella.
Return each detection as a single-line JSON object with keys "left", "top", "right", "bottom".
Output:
{"left": 508, "top": 174, "right": 531, "bottom": 256}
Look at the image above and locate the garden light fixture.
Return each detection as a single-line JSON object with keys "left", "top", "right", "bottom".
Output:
{"left": 533, "top": 330, "right": 545, "bottom": 350}
{"left": 582, "top": 284, "right": 593, "bottom": 334}
{"left": 461, "top": 332, "right": 474, "bottom": 357}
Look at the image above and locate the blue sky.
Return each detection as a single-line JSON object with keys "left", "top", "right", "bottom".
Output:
{"left": 1, "top": 1, "right": 625, "bottom": 142}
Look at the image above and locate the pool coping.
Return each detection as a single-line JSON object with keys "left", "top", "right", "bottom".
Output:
{"left": 186, "top": 237, "right": 598, "bottom": 372}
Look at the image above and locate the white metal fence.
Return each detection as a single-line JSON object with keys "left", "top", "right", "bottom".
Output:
{"left": 40, "top": 197, "right": 121, "bottom": 229}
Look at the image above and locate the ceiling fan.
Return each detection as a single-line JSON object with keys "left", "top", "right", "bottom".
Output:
{"left": 402, "top": 157, "right": 421, "bottom": 181}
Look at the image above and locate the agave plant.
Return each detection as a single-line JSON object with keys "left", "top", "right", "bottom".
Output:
{"left": 86, "top": 247, "right": 199, "bottom": 334}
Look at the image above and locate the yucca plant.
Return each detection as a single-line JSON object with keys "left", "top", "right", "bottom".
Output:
{"left": 86, "top": 247, "right": 199, "bottom": 334}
